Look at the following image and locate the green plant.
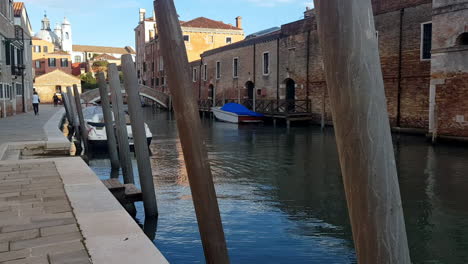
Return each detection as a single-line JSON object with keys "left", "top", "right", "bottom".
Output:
{"left": 80, "top": 72, "right": 98, "bottom": 90}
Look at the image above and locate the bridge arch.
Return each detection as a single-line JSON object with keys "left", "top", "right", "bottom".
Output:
{"left": 81, "top": 85, "right": 169, "bottom": 109}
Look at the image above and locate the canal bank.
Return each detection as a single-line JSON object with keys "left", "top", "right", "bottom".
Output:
{"left": 0, "top": 106, "right": 167, "bottom": 263}
{"left": 90, "top": 108, "right": 468, "bottom": 264}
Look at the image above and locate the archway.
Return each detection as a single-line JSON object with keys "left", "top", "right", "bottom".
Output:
{"left": 208, "top": 84, "right": 214, "bottom": 99}
{"left": 285, "top": 78, "right": 296, "bottom": 112}
{"left": 245, "top": 81, "right": 255, "bottom": 109}
{"left": 456, "top": 32, "right": 468, "bottom": 46}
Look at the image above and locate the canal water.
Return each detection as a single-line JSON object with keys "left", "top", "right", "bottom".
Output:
{"left": 89, "top": 108, "right": 468, "bottom": 264}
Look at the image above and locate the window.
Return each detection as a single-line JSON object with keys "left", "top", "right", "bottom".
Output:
{"left": 233, "top": 58, "right": 239, "bottom": 78}
{"left": 66, "top": 32, "right": 69, "bottom": 40}
{"left": 161, "top": 76, "right": 166, "bottom": 86}
{"left": 263, "top": 52, "right": 270, "bottom": 75}
{"left": 421, "top": 22, "right": 432, "bottom": 60}
{"left": 5, "top": 42, "right": 10, "bottom": 65}
{"left": 156, "top": 78, "right": 159, "bottom": 86}
{"left": 16, "top": 83, "right": 22, "bottom": 96}
{"left": 151, "top": 78, "right": 154, "bottom": 86}
{"left": 60, "top": 58, "right": 68, "bottom": 67}
{"left": 143, "top": 62, "right": 147, "bottom": 72}
{"left": 226, "top": 37, "right": 232, "bottom": 44}
{"left": 216, "top": 61, "right": 221, "bottom": 79}
{"left": 0, "top": 84, "right": 3, "bottom": 99}
{"left": 183, "top": 35, "right": 190, "bottom": 42}
{"left": 207, "top": 35, "right": 214, "bottom": 44}
{"left": 48, "top": 58, "right": 56, "bottom": 67}
{"left": 203, "top": 64, "right": 207, "bottom": 81}
{"left": 159, "top": 56, "right": 164, "bottom": 71}
{"left": 43, "top": 46, "right": 48, "bottom": 53}
{"left": 34, "top": 45, "right": 41, "bottom": 53}
{"left": 151, "top": 62, "right": 155, "bottom": 72}
{"left": 74, "top": 56, "right": 81, "bottom": 63}
{"left": 193, "top": 68, "right": 198, "bottom": 82}
{"left": 35, "top": 61, "right": 41, "bottom": 68}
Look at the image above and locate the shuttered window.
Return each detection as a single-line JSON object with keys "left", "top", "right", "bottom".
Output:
{"left": 421, "top": 22, "right": 432, "bottom": 60}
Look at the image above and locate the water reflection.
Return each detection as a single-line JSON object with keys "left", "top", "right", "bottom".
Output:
{"left": 89, "top": 109, "right": 468, "bottom": 264}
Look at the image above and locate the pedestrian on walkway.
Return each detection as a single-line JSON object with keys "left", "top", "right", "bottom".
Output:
{"left": 53, "top": 94, "right": 59, "bottom": 107}
{"left": 32, "top": 91, "right": 40, "bottom": 115}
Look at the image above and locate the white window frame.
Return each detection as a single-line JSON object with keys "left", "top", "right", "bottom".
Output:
{"left": 262, "top": 52, "right": 270, "bottom": 76}
{"left": 203, "top": 64, "right": 207, "bottom": 81}
{"left": 226, "top": 37, "right": 232, "bottom": 44}
{"left": 420, "top": 21, "right": 432, "bottom": 61}
{"left": 193, "top": 68, "right": 198, "bottom": 82}
{"left": 35, "top": 61, "right": 40, "bottom": 68}
{"left": 232, "top": 57, "right": 239, "bottom": 78}
{"left": 216, "top": 61, "right": 221, "bottom": 80}
{"left": 183, "top": 35, "right": 190, "bottom": 42}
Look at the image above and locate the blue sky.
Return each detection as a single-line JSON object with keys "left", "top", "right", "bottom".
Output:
{"left": 23, "top": 0, "right": 314, "bottom": 48}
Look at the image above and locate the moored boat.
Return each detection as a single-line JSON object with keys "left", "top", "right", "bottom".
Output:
{"left": 83, "top": 106, "right": 152, "bottom": 149}
{"left": 211, "top": 103, "right": 264, "bottom": 124}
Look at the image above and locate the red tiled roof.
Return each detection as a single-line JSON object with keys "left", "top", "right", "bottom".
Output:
{"left": 181, "top": 17, "right": 240, "bottom": 30}
{"left": 93, "top": 53, "right": 119, "bottom": 61}
{"left": 13, "top": 2, "right": 23, "bottom": 17}
{"left": 72, "top": 45, "right": 136, "bottom": 54}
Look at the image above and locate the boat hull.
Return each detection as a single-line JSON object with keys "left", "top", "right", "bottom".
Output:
{"left": 212, "top": 107, "right": 263, "bottom": 123}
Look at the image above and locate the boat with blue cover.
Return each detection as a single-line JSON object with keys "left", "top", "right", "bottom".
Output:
{"left": 211, "top": 103, "right": 264, "bottom": 123}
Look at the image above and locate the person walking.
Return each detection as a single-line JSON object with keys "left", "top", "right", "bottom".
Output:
{"left": 32, "top": 91, "right": 40, "bottom": 115}
{"left": 53, "top": 94, "right": 59, "bottom": 107}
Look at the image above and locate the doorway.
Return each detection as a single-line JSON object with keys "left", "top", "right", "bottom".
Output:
{"left": 285, "top": 78, "right": 295, "bottom": 112}
{"left": 245, "top": 81, "right": 255, "bottom": 109}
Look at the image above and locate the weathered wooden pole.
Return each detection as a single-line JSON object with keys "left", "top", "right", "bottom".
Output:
{"left": 154, "top": 0, "right": 229, "bottom": 263}
{"left": 73, "top": 85, "right": 89, "bottom": 155}
{"left": 66, "top": 86, "right": 80, "bottom": 141}
{"left": 121, "top": 54, "right": 158, "bottom": 217}
{"left": 313, "top": 0, "right": 411, "bottom": 263}
{"left": 108, "top": 63, "right": 134, "bottom": 184}
{"left": 97, "top": 72, "right": 120, "bottom": 171}
{"left": 61, "top": 92, "right": 72, "bottom": 128}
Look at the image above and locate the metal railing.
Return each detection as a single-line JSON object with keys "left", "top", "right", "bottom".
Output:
{"left": 198, "top": 99, "right": 311, "bottom": 115}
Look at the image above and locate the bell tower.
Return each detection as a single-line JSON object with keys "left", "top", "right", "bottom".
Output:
{"left": 61, "top": 17, "right": 72, "bottom": 53}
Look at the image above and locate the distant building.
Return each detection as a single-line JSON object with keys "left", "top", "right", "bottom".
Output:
{"left": 0, "top": 1, "right": 34, "bottom": 117}
{"left": 71, "top": 45, "right": 135, "bottom": 64}
{"left": 33, "top": 69, "right": 81, "bottom": 104}
{"left": 186, "top": 0, "right": 468, "bottom": 139}
{"left": 134, "top": 8, "right": 244, "bottom": 86}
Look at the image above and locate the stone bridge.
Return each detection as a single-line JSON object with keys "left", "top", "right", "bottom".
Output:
{"left": 81, "top": 85, "right": 169, "bottom": 109}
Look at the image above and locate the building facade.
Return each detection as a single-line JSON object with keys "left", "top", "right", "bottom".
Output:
{"left": 71, "top": 45, "right": 135, "bottom": 64}
{"left": 186, "top": 0, "right": 467, "bottom": 138}
{"left": 33, "top": 69, "right": 81, "bottom": 104}
{"left": 0, "top": 1, "right": 34, "bottom": 118}
{"left": 135, "top": 8, "right": 244, "bottom": 86}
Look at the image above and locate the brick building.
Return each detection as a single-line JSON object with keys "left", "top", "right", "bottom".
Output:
{"left": 184, "top": 0, "right": 468, "bottom": 138}
{"left": 135, "top": 8, "right": 244, "bottom": 87}
{"left": 0, "top": 1, "right": 34, "bottom": 118}
{"left": 32, "top": 38, "right": 72, "bottom": 76}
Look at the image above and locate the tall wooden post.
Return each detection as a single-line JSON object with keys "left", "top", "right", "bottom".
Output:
{"left": 61, "top": 92, "right": 72, "bottom": 127}
{"left": 73, "top": 85, "right": 89, "bottom": 155}
{"left": 66, "top": 86, "right": 80, "bottom": 141}
{"left": 121, "top": 55, "right": 158, "bottom": 217}
{"left": 154, "top": 0, "right": 229, "bottom": 263}
{"left": 313, "top": 0, "right": 411, "bottom": 263}
{"left": 97, "top": 72, "right": 120, "bottom": 171}
{"left": 108, "top": 64, "right": 134, "bottom": 184}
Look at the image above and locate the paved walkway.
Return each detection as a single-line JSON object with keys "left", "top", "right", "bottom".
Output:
{"left": 0, "top": 106, "right": 61, "bottom": 147}
{"left": 0, "top": 161, "right": 90, "bottom": 263}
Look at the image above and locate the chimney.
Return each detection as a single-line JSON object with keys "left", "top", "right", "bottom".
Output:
{"left": 139, "top": 8, "right": 146, "bottom": 22}
{"left": 235, "top": 16, "right": 242, "bottom": 29}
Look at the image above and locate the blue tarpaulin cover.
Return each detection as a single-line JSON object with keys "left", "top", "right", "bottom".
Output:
{"left": 221, "top": 103, "right": 264, "bottom": 117}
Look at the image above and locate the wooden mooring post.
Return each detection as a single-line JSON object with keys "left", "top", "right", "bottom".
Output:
{"left": 121, "top": 54, "right": 158, "bottom": 217}
{"left": 73, "top": 85, "right": 89, "bottom": 156}
{"left": 108, "top": 64, "right": 135, "bottom": 184}
{"left": 154, "top": 0, "right": 230, "bottom": 263}
{"left": 66, "top": 87, "right": 80, "bottom": 142}
{"left": 97, "top": 72, "right": 120, "bottom": 171}
{"left": 61, "top": 92, "right": 72, "bottom": 128}
{"left": 313, "top": 0, "right": 411, "bottom": 263}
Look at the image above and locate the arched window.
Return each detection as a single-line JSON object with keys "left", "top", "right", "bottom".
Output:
{"left": 65, "top": 32, "right": 69, "bottom": 40}
{"left": 456, "top": 32, "right": 468, "bottom": 46}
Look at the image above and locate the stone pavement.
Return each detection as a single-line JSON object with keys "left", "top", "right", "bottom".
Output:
{"left": 0, "top": 105, "right": 61, "bottom": 147}
{"left": 0, "top": 161, "right": 90, "bottom": 264}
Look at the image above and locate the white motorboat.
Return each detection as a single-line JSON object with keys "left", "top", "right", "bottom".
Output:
{"left": 83, "top": 106, "right": 152, "bottom": 149}
{"left": 211, "top": 103, "right": 264, "bottom": 124}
